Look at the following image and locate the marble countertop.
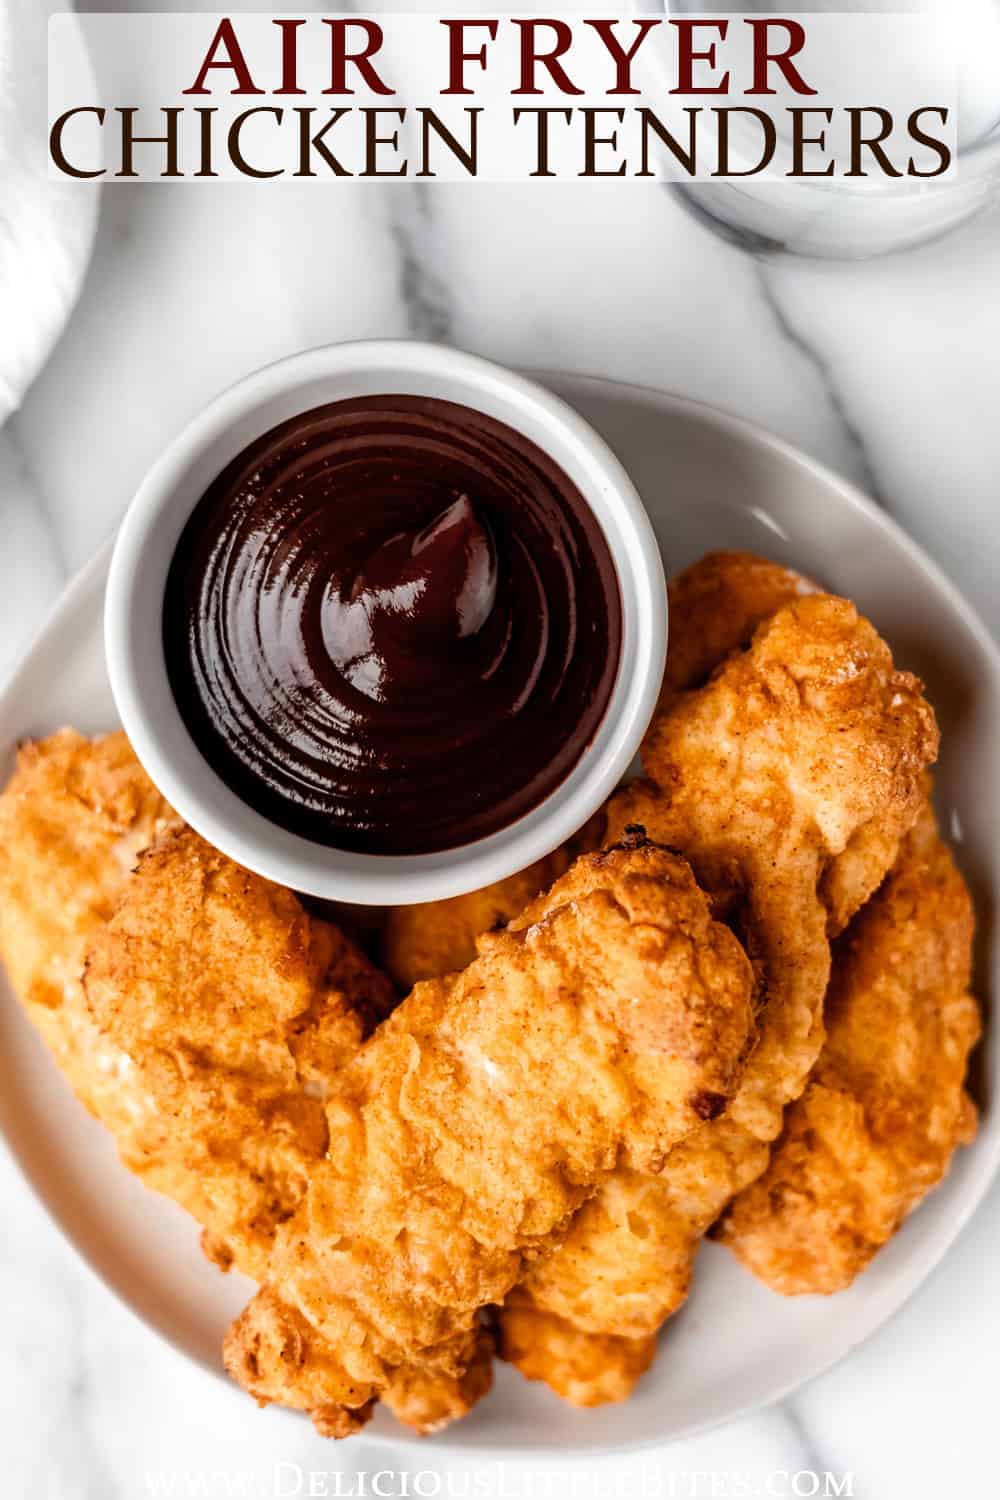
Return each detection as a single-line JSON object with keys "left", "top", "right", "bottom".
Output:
{"left": 3, "top": 31, "right": 1000, "bottom": 1498}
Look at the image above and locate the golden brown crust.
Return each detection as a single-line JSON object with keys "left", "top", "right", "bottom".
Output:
{"left": 0, "top": 730, "right": 178, "bottom": 1142}
{"left": 374, "top": 556, "right": 817, "bottom": 1405}
{"left": 222, "top": 1287, "right": 377, "bottom": 1434}
{"left": 380, "top": 851, "right": 572, "bottom": 992}
{"left": 0, "top": 555, "right": 963, "bottom": 1435}
{"left": 380, "top": 568, "right": 940, "bottom": 1408}
{"left": 380, "top": 814, "right": 606, "bottom": 995}
{"left": 506, "top": 588, "right": 938, "bottom": 1403}
{"left": 83, "top": 825, "right": 396, "bottom": 1281}
{"left": 2, "top": 735, "right": 478, "bottom": 1434}
{"left": 499, "top": 1288, "right": 656, "bottom": 1407}
{"left": 637, "top": 594, "right": 937, "bottom": 1140}
{"left": 224, "top": 840, "right": 755, "bottom": 1435}
{"left": 381, "top": 1327, "right": 495, "bottom": 1434}
{"left": 223, "top": 1290, "right": 493, "bottom": 1437}
{"left": 661, "top": 550, "right": 818, "bottom": 703}
{"left": 717, "top": 803, "right": 980, "bottom": 1293}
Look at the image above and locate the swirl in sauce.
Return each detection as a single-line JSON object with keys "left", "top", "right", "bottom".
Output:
{"left": 163, "top": 395, "right": 622, "bottom": 855}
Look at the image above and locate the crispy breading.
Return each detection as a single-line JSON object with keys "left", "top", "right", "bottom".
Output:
{"left": 223, "top": 839, "right": 755, "bottom": 1436}
{"left": 641, "top": 595, "right": 939, "bottom": 980}
{"left": 641, "top": 596, "right": 937, "bottom": 1128}
{"left": 379, "top": 560, "right": 940, "bottom": 1407}
{"left": 378, "top": 555, "right": 812, "bottom": 1402}
{"left": 84, "top": 825, "right": 396, "bottom": 1281}
{"left": 384, "top": 875, "right": 687, "bottom": 1401}
{"left": 0, "top": 730, "right": 177, "bottom": 1144}
{"left": 659, "top": 550, "right": 818, "bottom": 704}
{"left": 499, "top": 1287, "right": 656, "bottom": 1407}
{"left": 228, "top": 1291, "right": 495, "bottom": 1438}
{"left": 507, "top": 591, "right": 938, "bottom": 1403}
{"left": 226, "top": 1286, "right": 497, "bottom": 1438}
{"left": 378, "top": 1328, "right": 496, "bottom": 1435}
{"left": 224, "top": 1288, "right": 377, "bottom": 1437}
{"left": 717, "top": 802, "right": 980, "bottom": 1292}
{"left": 1, "top": 556, "right": 964, "bottom": 1434}
{"left": 0, "top": 734, "right": 488, "bottom": 1435}
{"left": 381, "top": 851, "right": 572, "bottom": 991}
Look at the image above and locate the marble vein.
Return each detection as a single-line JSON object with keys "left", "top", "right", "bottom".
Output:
{"left": 753, "top": 261, "right": 889, "bottom": 511}
{"left": 781, "top": 1397, "right": 864, "bottom": 1500}
{"left": 388, "top": 184, "right": 454, "bottom": 342}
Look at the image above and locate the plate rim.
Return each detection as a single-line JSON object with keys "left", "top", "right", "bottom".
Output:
{"left": 2, "top": 368, "right": 999, "bottom": 1459}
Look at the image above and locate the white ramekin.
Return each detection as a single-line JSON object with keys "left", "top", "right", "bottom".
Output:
{"left": 105, "top": 341, "right": 667, "bottom": 904}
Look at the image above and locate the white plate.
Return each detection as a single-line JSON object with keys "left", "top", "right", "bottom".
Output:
{"left": 2, "top": 373, "right": 998, "bottom": 1458}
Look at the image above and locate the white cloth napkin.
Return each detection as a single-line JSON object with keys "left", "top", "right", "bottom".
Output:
{"left": 0, "top": 0, "right": 96, "bottom": 424}
{"left": 0, "top": 0, "right": 95, "bottom": 681}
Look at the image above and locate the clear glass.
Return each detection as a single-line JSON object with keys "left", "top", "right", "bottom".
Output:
{"left": 657, "top": 1, "right": 1000, "bottom": 259}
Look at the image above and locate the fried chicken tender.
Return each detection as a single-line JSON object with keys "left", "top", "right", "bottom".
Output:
{"left": 84, "top": 825, "right": 396, "bottom": 1282}
{"left": 505, "top": 589, "right": 938, "bottom": 1403}
{"left": 380, "top": 558, "right": 940, "bottom": 1406}
{"left": 0, "top": 730, "right": 177, "bottom": 1144}
{"left": 716, "top": 802, "right": 980, "bottom": 1293}
{"left": 379, "top": 555, "right": 813, "bottom": 1400}
{"left": 223, "top": 839, "right": 756, "bottom": 1436}
{"left": 642, "top": 594, "right": 938, "bottom": 1134}
{"left": 0, "top": 733, "right": 484, "bottom": 1434}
